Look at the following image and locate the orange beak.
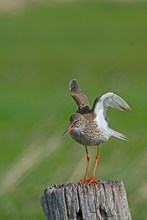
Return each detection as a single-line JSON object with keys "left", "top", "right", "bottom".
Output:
{"left": 62, "top": 123, "right": 75, "bottom": 137}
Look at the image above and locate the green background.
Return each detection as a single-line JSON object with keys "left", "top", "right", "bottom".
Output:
{"left": 0, "top": 1, "right": 147, "bottom": 219}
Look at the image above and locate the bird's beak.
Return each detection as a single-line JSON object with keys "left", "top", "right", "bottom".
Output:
{"left": 62, "top": 124, "right": 75, "bottom": 137}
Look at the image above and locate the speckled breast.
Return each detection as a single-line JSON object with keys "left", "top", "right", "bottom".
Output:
{"left": 69, "top": 129, "right": 108, "bottom": 146}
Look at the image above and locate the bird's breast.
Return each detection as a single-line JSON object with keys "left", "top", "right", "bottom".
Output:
{"left": 69, "top": 126, "right": 109, "bottom": 146}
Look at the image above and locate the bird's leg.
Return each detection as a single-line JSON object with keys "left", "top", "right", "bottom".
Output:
{"left": 88, "top": 145, "right": 100, "bottom": 184}
{"left": 80, "top": 146, "right": 90, "bottom": 183}
{"left": 84, "top": 146, "right": 90, "bottom": 180}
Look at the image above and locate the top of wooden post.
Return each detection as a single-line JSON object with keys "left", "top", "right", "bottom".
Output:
{"left": 41, "top": 180, "right": 132, "bottom": 220}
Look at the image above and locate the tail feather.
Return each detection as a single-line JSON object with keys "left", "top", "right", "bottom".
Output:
{"left": 109, "top": 129, "right": 128, "bottom": 141}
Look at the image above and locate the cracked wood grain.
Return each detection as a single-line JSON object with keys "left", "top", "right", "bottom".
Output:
{"left": 41, "top": 180, "right": 132, "bottom": 220}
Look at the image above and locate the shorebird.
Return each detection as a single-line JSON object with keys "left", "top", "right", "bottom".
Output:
{"left": 63, "top": 79, "right": 131, "bottom": 184}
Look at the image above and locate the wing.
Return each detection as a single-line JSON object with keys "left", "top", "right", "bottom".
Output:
{"left": 70, "top": 79, "right": 91, "bottom": 111}
{"left": 92, "top": 92, "right": 131, "bottom": 118}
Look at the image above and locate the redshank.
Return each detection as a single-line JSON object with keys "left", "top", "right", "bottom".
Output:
{"left": 63, "top": 79, "right": 131, "bottom": 184}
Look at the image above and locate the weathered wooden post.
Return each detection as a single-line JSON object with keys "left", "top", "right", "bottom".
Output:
{"left": 41, "top": 180, "right": 132, "bottom": 220}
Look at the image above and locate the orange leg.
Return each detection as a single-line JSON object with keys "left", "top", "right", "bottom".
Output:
{"left": 88, "top": 145, "right": 100, "bottom": 184}
{"left": 80, "top": 146, "right": 90, "bottom": 183}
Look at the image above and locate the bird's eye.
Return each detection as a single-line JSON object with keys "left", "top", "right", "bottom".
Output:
{"left": 74, "top": 119, "right": 79, "bottom": 124}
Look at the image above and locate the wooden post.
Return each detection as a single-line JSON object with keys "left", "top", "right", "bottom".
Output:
{"left": 41, "top": 180, "right": 132, "bottom": 220}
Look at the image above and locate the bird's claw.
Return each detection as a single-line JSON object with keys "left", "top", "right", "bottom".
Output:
{"left": 87, "top": 177, "right": 98, "bottom": 185}
{"left": 80, "top": 177, "right": 99, "bottom": 185}
{"left": 80, "top": 177, "right": 90, "bottom": 184}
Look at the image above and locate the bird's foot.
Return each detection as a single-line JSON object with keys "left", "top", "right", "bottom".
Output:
{"left": 80, "top": 177, "right": 90, "bottom": 184}
{"left": 87, "top": 176, "right": 99, "bottom": 185}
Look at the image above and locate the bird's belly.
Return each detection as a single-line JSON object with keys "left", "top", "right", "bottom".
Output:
{"left": 70, "top": 130, "right": 109, "bottom": 146}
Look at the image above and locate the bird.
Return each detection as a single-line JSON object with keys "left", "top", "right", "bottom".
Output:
{"left": 63, "top": 79, "right": 131, "bottom": 184}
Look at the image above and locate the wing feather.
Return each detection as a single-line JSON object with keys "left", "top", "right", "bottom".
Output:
{"left": 70, "top": 79, "right": 91, "bottom": 111}
{"left": 92, "top": 92, "right": 131, "bottom": 140}
{"left": 93, "top": 92, "right": 131, "bottom": 117}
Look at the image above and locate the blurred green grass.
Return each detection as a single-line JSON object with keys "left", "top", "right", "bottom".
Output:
{"left": 0, "top": 1, "right": 147, "bottom": 219}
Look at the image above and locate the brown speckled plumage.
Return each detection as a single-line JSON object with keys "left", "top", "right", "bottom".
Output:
{"left": 69, "top": 113, "right": 108, "bottom": 146}
{"left": 63, "top": 79, "right": 131, "bottom": 184}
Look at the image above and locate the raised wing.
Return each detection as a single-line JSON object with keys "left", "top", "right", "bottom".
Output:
{"left": 92, "top": 92, "right": 131, "bottom": 140}
{"left": 70, "top": 79, "right": 91, "bottom": 111}
{"left": 93, "top": 92, "right": 131, "bottom": 117}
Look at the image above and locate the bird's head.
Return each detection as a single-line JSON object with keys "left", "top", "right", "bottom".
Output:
{"left": 62, "top": 114, "right": 84, "bottom": 136}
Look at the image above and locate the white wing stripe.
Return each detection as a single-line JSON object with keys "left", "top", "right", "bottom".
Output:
{"left": 93, "top": 92, "right": 130, "bottom": 140}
